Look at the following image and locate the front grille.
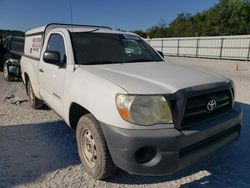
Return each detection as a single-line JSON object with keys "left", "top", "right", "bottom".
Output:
{"left": 181, "top": 89, "right": 233, "bottom": 128}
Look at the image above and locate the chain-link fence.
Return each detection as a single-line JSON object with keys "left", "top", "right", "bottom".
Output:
{"left": 146, "top": 35, "right": 250, "bottom": 61}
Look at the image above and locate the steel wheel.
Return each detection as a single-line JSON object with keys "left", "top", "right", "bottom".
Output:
{"left": 81, "top": 128, "right": 97, "bottom": 168}
{"left": 76, "top": 114, "right": 117, "bottom": 179}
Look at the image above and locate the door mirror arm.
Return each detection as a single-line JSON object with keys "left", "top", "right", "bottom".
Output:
{"left": 58, "top": 63, "right": 66, "bottom": 69}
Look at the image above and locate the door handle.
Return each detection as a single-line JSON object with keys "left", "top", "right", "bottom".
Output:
{"left": 39, "top": 69, "right": 44, "bottom": 73}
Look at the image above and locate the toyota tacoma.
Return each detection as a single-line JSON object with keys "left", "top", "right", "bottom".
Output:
{"left": 20, "top": 23, "right": 242, "bottom": 179}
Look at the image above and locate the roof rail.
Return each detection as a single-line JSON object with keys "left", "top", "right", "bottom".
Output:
{"left": 25, "top": 22, "right": 112, "bottom": 36}
{"left": 46, "top": 23, "right": 112, "bottom": 30}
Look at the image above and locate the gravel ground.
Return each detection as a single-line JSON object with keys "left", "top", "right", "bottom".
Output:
{"left": 0, "top": 57, "right": 250, "bottom": 188}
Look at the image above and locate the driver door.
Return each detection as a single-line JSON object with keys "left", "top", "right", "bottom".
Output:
{"left": 38, "top": 33, "right": 67, "bottom": 117}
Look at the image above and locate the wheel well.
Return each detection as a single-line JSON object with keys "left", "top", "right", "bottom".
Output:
{"left": 24, "top": 73, "right": 29, "bottom": 83}
{"left": 69, "top": 103, "right": 90, "bottom": 130}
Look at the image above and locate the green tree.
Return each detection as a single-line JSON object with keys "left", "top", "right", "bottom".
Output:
{"left": 133, "top": 0, "right": 250, "bottom": 38}
{"left": 133, "top": 30, "right": 147, "bottom": 38}
{"left": 194, "top": 0, "right": 250, "bottom": 36}
{"left": 147, "top": 26, "right": 170, "bottom": 38}
{"left": 168, "top": 13, "right": 196, "bottom": 37}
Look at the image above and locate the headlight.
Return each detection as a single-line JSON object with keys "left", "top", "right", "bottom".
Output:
{"left": 116, "top": 94, "right": 173, "bottom": 126}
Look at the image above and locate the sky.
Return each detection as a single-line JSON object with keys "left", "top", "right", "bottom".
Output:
{"left": 0, "top": 0, "right": 219, "bottom": 32}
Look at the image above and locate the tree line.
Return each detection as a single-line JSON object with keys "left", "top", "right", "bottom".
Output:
{"left": 133, "top": 0, "right": 250, "bottom": 38}
{"left": 0, "top": 29, "right": 24, "bottom": 38}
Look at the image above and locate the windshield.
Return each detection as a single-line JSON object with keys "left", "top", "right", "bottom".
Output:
{"left": 71, "top": 32, "right": 163, "bottom": 65}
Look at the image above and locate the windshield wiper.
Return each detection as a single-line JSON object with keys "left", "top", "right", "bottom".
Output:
{"left": 124, "top": 59, "right": 155, "bottom": 63}
{"left": 83, "top": 60, "right": 123, "bottom": 65}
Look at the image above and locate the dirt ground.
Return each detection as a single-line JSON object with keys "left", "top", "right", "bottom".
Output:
{"left": 0, "top": 57, "right": 250, "bottom": 188}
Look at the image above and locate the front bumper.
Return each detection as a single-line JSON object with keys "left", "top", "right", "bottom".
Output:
{"left": 101, "top": 102, "right": 242, "bottom": 175}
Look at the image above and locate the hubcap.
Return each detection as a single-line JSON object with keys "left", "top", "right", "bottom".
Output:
{"left": 81, "top": 128, "right": 97, "bottom": 168}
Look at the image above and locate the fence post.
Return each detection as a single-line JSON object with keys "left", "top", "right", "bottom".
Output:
{"left": 220, "top": 38, "right": 224, "bottom": 59}
{"left": 247, "top": 39, "right": 250, "bottom": 61}
{"left": 161, "top": 39, "right": 164, "bottom": 52}
{"left": 196, "top": 38, "right": 199, "bottom": 58}
{"left": 177, "top": 39, "right": 180, "bottom": 56}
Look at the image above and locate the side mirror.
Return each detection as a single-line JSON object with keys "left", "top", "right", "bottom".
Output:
{"left": 43, "top": 51, "right": 61, "bottom": 65}
{"left": 157, "top": 51, "right": 164, "bottom": 58}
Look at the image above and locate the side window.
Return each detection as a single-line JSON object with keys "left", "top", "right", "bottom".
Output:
{"left": 46, "top": 34, "right": 66, "bottom": 65}
{"left": 10, "top": 38, "right": 24, "bottom": 53}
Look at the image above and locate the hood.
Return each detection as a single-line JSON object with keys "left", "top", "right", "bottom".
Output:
{"left": 81, "top": 62, "right": 229, "bottom": 94}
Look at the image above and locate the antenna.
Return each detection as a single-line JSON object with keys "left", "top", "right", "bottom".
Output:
{"left": 69, "top": 0, "right": 77, "bottom": 71}
{"left": 69, "top": 0, "right": 73, "bottom": 32}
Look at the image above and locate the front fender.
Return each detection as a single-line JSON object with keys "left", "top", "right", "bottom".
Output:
{"left": 63, "top": 66, "right": 133, "bottom": 129}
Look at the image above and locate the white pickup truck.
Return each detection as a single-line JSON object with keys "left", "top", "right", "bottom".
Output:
{"left": 21, "top": 23, "right": 242, "bottom": 179}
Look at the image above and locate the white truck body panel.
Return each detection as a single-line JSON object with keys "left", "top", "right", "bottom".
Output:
{"left": 64, "top": 66, "right": 133, "bottom": 128}
{"left": 21, "top": 55, "right": 41, "bottom": 98}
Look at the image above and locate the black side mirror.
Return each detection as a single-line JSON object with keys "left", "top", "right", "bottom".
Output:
{"left": 157, "top": 51, "right": 164, "bottom": 58}
{"left": 43, "top": 51, "right": 61, "bottom": 65}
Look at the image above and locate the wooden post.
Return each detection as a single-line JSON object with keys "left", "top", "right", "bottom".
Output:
{"left": 177, "top": 39, "right": 180, "bottom": 56}
{"left": 219, "top": 38, "right": 224, "bottom": 59}
{"left": 161, "top": 39, "right": 164, "bottom": 52}
{"left": 196, "top": 38, "right": 199, "bottom": 58}
{"left": 247, "top": 39, "right": 250, "bottom": 61}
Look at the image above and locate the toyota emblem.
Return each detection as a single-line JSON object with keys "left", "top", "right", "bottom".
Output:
{"left": 207, "top": 99, "right": 217, "bottom": 112}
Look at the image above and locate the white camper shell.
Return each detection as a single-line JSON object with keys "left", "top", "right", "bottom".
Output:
{"left": 24, "top": 23, "right": 112, "bottom": 60}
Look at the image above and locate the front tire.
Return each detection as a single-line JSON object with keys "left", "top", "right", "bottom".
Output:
{"left": 3, "top": 61, "right": 13, "bottom": 81}
{"left": 76, "top": 114, "right": 117, "bottom": 179}
{"left": 27, "top": 79, "right": 43, "bottom": 109}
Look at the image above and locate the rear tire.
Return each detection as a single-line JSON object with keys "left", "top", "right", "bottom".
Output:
{"left": 76, "top": 114, "right": 117, "bottom": 179}
{"left": 27, "top": 79, "right": 43, "bottom": 109}
{"left": 3, "top": 61, "right": 13, "bottom": 81}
